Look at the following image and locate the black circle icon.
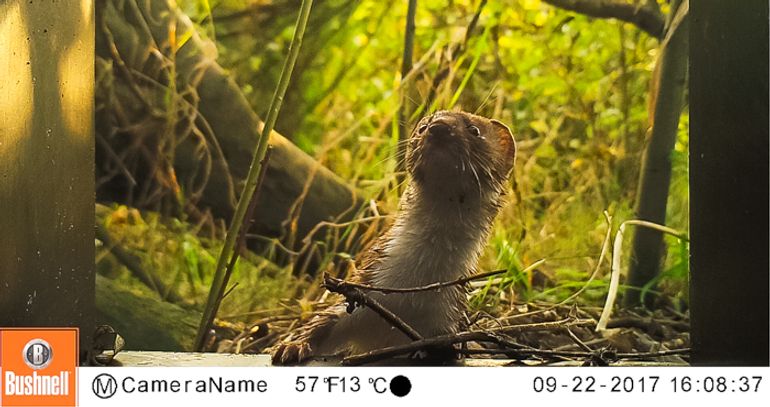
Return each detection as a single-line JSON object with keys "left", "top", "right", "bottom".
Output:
{"left": 92, "top": 373, "right": 118, "bottom": 399}
{"left": 389, "top": 375, "right": 411, "bottom": 397}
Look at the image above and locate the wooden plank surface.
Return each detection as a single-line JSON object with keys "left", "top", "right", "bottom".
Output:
{"left": 0, "top": 0, "right": 95, "bottom": 359}
{"left": 113, "top": 352, "right": 687, "bottom": 367}
{"left": 116, "top": 352, "right": 272, "bottom": 367}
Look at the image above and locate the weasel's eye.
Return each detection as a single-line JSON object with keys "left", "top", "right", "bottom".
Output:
{"left": 468, "top": 125, "right": 481, "bottom": 137}
{"left": 418, "top": 124, "right": 429, "bottom": 133}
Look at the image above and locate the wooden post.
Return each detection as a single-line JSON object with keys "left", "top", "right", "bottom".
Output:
{"left": 0, "top": 0, "right": 95, "bottom": 362}
{"left": 690, "top": 0, "right": 769, "bottom": 365}
{"left": 625, "top": 0, "right": 688, "bottom": 307}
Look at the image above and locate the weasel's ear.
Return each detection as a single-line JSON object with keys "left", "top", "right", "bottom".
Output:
{"left": 490, "top": 119, "right": 516, "bottom": 173}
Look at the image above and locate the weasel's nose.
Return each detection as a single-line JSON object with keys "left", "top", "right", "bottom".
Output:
{"left": 428, "top": 122, "right": 452, "bottom": 138}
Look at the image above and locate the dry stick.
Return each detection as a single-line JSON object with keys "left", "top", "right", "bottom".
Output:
{"left": 221, "top": 282, "right": 240, "bottom": 300}
{"left": 462, "top": 346, "right": 600, "bottom": 360}
{"left": 101, "top": 23, "right": 160, "bottom": 118}
{"left": 615, "top": 348, "right": 690, "bottom": 360}
{"left": 326, "top": 259, "right": 545, "bottom": 295}
{"left": 342, "top": 318, "right": 594, "bottom": 365}
{"left": 565, "top": 326, "right": 594, "bottom": 353}
{"left": 220, "top": 306, "right": 291, "bottom": 320}
{"left": 596, "top": 220, "right": 687, "bottom": 332}
{"left": 300, "top": 216, "right": 391, "bottom": 249}
{"left": 320, "top": 260, "right": 547, "bottom": 353}
{"left": 346, "top": 327, "right": 688, "bottom": 365}
{"left": 240, "top": 332, "right": 279, "bottom": 353}
{"left": 459, "top": 347, "right": 690, "bottom": 361}
{"left": 323, "top": 275, "right": 423, "bottom": 341}
{"left": 459, "top": 348, "right": 571, "bottom": 359}
{"left": 194, "top": 0, "right": 315, "bottom": 351}
{"left": 96, "top": 133, "right": 138, "bottom": 186}
{"left": 245, "top": 234, "right": 301, "bottom": 256}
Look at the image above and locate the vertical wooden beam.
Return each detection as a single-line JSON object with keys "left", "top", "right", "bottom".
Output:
{"left": 625, "top": 0, "right": 688, "bottom": 307}
{"left": 0, "top": 0, "right": 95, "bottom": 362}
{"left": 690, "top": 0, "right": 769, "bottom": 365}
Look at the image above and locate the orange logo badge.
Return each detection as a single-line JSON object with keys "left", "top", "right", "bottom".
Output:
{"left": 0, "top": 328, "right": 78, "bottom": 407}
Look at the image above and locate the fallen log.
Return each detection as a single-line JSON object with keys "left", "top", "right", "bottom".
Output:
{"left": 95, "top": 0, "right": 365, "bottom": 246}
{"left": 96, "top": 274, "right": 199, "bottom": 351}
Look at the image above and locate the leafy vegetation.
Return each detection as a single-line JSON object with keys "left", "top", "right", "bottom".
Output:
{"left": 96, "top": 204, "right": 297, "bottom": 320}
{"left": 98, "top": 0, "right": 689, "bottom": 327}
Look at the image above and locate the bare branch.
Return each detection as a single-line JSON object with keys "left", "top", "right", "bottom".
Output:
{"left": 323, "top": 274, "right": 424, "bottom": 341}
{"left": 324, "top": 258, "right": 544, "bottom": 294}
{"left": 342, "top": 317, "right": 595, "bottom": 365}
{"left": 543, "top": 0, "right": 665, "bottom": 39}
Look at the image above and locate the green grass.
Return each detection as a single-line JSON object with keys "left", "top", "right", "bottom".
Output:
{"left": 96, "top": 204, "right": 300, "bottom": 321}
{"left": 158, "top": 0, "right": 691, "bottom": 313}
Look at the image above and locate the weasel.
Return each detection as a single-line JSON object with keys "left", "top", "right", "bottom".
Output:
{"left": 271, "top": 110, "right": 516, "bottom": 364}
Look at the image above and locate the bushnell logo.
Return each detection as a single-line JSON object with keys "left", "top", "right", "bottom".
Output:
{"left": 22, "top": 338, "right": 53, "bottom": 370}
{"left": 1, "top": 328, "right": 78, "bottom": 406}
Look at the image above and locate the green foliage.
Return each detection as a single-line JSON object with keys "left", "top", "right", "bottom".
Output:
{"left": 176, "top": 0, "right": 689, "bottom": 308}
{"left": 96, "top": 204, "right": 299, "bottom": 320}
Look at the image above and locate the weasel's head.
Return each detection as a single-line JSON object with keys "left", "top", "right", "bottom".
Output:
{"left": 406, "top": 110, "right": 516, "bottom": 198}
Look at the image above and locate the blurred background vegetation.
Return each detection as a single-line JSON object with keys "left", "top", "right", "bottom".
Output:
{"left": 94, "top": 0, "right": 689, "bottom": 349}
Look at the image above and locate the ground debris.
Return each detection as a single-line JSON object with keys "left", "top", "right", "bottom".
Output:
{"left": 217, "top": 298, "right": 689, "bottom": 366}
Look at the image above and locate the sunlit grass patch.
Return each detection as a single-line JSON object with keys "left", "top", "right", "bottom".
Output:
{"left": 96, "top": 204, "right": 301, "bottom": 321}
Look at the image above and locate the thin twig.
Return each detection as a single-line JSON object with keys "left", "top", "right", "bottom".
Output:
{"left": 194, "top": 0, "right": 315, "bottom": 351}
{"left": 100, "top": 22, "right": 161, "bottom": 117}
{"left": 460, "top": 347, "right": 690, "bottom": 361}
{"left": 300, "top": 215, "right": 391, "bottom": 247}
{"left": 244, "top": 234, "right": 302, "bottom": 256}
{"left": 323, "top": 275, "right": 423, "bottom": 341}
{"left": 596, "top": 219, "right": 687, "bottom": 331}
{"left": 95, "top": 133, "right": 138, "bottom": 186}
{"left": 221, "top": 282, "right": 239, "bottom": 300}
{"left": 566, "top": 327, "right": 593, "bottom": 352}
{"left": 342, "top": 317, "right": 594, "bottom": 365}
{"left": 327, "top": 258, "right": 544, "bottom": 294}
{"left": 616, "top": 348, "right": 690, "bottom": 359}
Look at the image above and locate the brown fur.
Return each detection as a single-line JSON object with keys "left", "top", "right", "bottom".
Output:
{"left": 271, "top": 111, "right": 516, "bottom": 364}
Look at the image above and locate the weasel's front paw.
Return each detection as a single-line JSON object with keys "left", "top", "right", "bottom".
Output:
{"left": 271, "top": 341, "right": 312, "bottom": 365}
